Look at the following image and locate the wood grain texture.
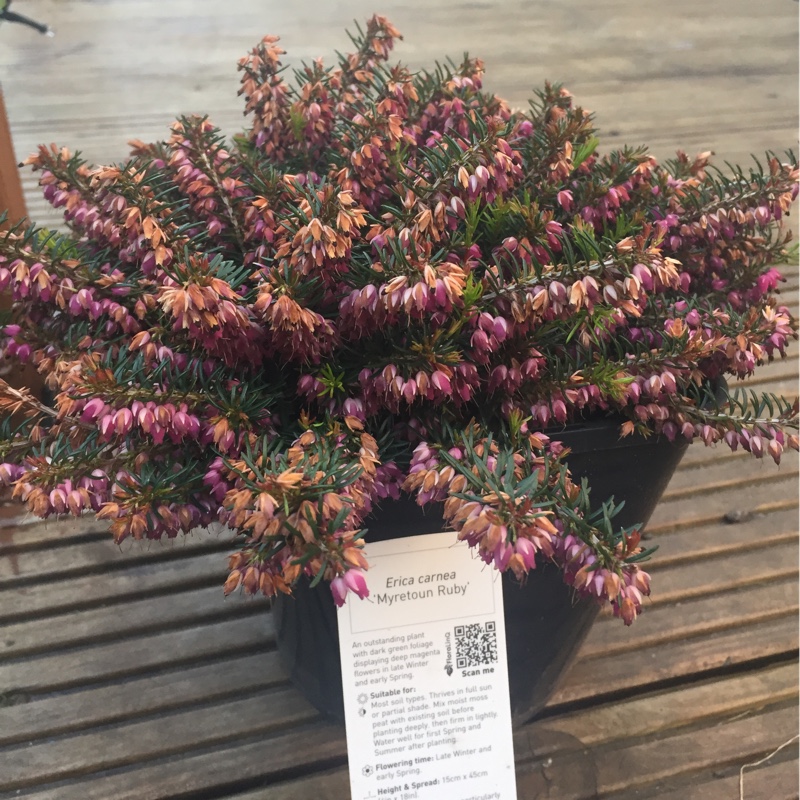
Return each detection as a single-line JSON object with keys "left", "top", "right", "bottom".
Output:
{"left": 514, "top": 704, "right": 799, "bottom": 799}
{"left": 1, "top": 0, "right": 797, "bottom": 229}
{"left": 0, "top": 651, "right": 285, "bottom": 746}
{"left": 609, "top": 757, "right": 800, "bottom": 800}
{"left": 153, "top": 667, "right": 798, "bottom": 800}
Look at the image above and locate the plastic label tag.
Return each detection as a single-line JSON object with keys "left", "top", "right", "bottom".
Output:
{"left": 338, "top": 530, "right": 517, "bottom": 800}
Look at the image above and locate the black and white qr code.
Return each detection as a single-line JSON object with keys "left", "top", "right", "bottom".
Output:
{"left": 454, "top": 621, "right": 498, "bottom": 668}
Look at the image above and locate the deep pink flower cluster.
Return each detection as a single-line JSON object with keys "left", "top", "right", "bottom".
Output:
{"left": 557, "top": 530, "right": 652, "bottom": 625}
{"left": 0, "top": 16, "right": 796, "bottom": 619}
{"left": 83, "top": 398, "right": 203, "bottom": 444}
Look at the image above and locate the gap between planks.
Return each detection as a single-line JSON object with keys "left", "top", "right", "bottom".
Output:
{"left": 81, "top": 668, "right": 799, "bottom": 800}
{"left": 1, "top": 512, "right": 793, "bottom": 677}
{"left": 605, "top": 755, "right": 799, "bottom": 800}
{"left": 0, "top": 651, "right": 288, "bottom": 747}
{"left": 4, "top": 663, "right": 796, "bottom": 800}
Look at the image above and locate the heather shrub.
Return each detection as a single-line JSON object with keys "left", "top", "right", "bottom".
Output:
{"left": 0, "top": 16, "right": 796, "bottom": 624}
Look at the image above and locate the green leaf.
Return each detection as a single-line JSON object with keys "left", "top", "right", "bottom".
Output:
{"left": 573, "top": 135, "right": 599, "bottom": 169}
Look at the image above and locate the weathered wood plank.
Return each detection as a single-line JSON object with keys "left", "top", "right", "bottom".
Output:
{"left": 662, "top": 460, "right": 800, "bottom": 502}
{"left": 16, "top": 698, "right": 795, "bottom": 800}
{"left": 0, "top": 517, "right": 109, "bottom": 551}
{"left": 3, "top": 612, "right": 788, "bottom": 798}
{"left": 12, "top": 723, "right": 347, "bottom": 800}
{"left": 2, "top": 503, "right": 793, "bottom": 659}
{"left": 678, "top": 444, "right": 777, "bottom": 470}
{"left": 230, "top": 770, "right": 351, "bottom": 800}
{"left": 2, "top": 498, "right": 788, "bottom": 627}
{"left": 644, "top": 506, "right": 799, "bottom": 565}
{"left": 514, "top": 704, "right": 799, "bottom": 799}
{"left": 217, "top": 668, "right": 799, "bottom": 800}
{"left": 739, "top": 375, "right": 800, "bottom": 397}
{"left": 0, "top": 549, "right": 231, "bottom": 624}
{"left": 0, "top": 517, "right": 224, "bottom": 552}
{"left": 582, "top": 576, "right": 797, "bottom": 658}
{"left": 648, "top": 539, "right": 798, "bottom": 596}
{"left": 3, "top": 0, "right": 797, "bottom": 182}
{"left": 647, "top": 478, "right": 798, "bottom": 533}
{"left": 608, "top": 757, "right": 800, "bottom": 800}
{"left": 0, "top": 543, "right": 796, "bottom": 716}
{"left": 0, "top": 529, "right": 232, "bottom": 585}
{"left": 0, "top": 585, "right": 269, "bottom": 661}
{"left": 662, "top": 459, "right": 798, "bottom": 501}
{"left": 0, "top": 615, "right": 272, "bottom": 695}
{"left": 739, "top": 349, "right": 798, "bottom": 375}
{"left": 0, "top": 687, "right": 317, "bottom": 793}
{"left": 552, "top": 614, "right": 798, "bottom": 707}
{"left": 647, "top": 497, "right": 798, "bottom": 538}
{"left": 540, "top": 662, "right": 798, "bottom": 747}
{"left": 0, "top": 651, "right": 285, "bottom": 746}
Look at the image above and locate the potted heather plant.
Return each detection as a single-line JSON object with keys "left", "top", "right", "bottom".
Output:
{"left": 0, "top": 17, "right": 796, "bottom": 723}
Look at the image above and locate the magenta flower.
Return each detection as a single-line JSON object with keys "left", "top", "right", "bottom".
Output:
{"left": 330, "top": 576, "right": 349, "bottom": 607}
{"left": 0, "top": 15, "right": 792, "bottom": 628}
{"left": 343, "top": 569, "right": 370, "bottom": 599}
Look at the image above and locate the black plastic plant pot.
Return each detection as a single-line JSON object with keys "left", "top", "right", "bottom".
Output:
{"left": 273, "top": 418, "right": 689, "bottom": 726}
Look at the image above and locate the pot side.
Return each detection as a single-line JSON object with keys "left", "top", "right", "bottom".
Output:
{"left": 273, "top": 419, "right": 688, "bottom": 725}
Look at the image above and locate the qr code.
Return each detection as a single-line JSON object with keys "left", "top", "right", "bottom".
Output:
{"left": 454, "top": 621, "right": 498, "bottom": 668}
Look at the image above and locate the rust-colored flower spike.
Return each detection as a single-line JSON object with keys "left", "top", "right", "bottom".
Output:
{"left": 0, "top": 17, "right": 796, "bottom": 616}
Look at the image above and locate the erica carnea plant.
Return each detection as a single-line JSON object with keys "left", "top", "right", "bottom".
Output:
{"left": 0, "top": 16, "right": 796, "bottom": 625}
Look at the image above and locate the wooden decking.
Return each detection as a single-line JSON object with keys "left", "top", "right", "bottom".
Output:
{"left": 0, "top": 375, "right": 797, "bottom": 799}
{"left": 0, "top": 1, "right": 798, "bottom": 798}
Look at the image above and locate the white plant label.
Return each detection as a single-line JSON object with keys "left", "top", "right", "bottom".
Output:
{"left": 338, "top": 530, "right": 517, "bottom": 800}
